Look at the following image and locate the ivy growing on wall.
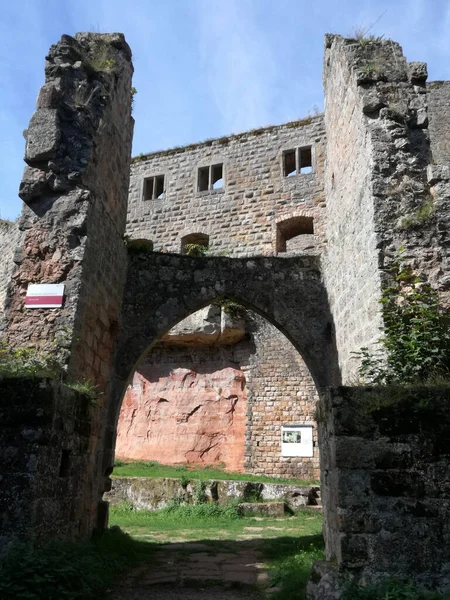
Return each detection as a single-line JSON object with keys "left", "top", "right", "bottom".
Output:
{"left": 357, "top": 250, "right": 450, "bottom": 385}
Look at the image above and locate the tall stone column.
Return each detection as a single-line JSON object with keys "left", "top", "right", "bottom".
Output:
{"left": 1, "top": 33, "right": 134, "bottom": 539}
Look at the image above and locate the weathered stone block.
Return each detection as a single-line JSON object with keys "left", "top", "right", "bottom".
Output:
{"left": 25, "top": 108, "right": 60, "bottom": 162}
{"left": 239, "top": 501, "right": 285, "bottom": 516}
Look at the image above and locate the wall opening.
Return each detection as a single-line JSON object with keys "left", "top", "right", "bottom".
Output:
{"left": 197, "top": 163, "right": 224, "bottom": 191}
{"left": 276, "top": 216, "right": 315, "bottom": 253}
{"left": 180, "top": 232, "right": 210, "bottom": 255}
{"left": 114, "top": 304, "right": 320, "bottom": 480}
{"left": 143, "top": 175, "right": 165, "bottom": 200}
{"left": 59, "top": 449, "right": 71, "bottom": 478}
{"left": 283, "top": 146, "right": 313, "bottom": 177}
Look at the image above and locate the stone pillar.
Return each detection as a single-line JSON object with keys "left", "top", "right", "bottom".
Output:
{"left": 322, "top": 34, "right": 449, "bottom": 382}
{"left": 1, "top": 32, "right": 133, "bottom": 538}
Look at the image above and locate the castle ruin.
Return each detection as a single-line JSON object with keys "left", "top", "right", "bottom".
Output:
{"left": 1, "top": 32, "right": 450, "bottom": 596}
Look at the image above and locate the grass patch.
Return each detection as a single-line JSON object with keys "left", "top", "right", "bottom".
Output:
{"left": 266, "top": 537, "right": 324, "bottom": 599}
{"left": 0, "top": 528, "right": 154, "bottom": 600}
{"left": 112, "top": 460, "right": 319, "bottom": 486}
{"left": 110, "top": 504, "right": 324, "bottom": 598}
{"left": 399, "top": 198, "right": 435, "bottom": 229}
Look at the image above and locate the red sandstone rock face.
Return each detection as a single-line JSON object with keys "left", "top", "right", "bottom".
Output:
{"left": 115, "top": 366, "right": 247, "bottom": 472}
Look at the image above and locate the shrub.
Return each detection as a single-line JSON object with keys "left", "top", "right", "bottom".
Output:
{"left": 184, "top": 243, "right": 209, "bottom": 257}
{"left": 356, "top": 250, "right": 450, "bottom": 385}
{"left": 0, "top": 341, "right": 60, "bottom": 379}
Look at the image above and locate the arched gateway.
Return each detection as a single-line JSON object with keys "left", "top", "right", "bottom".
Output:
{"left": 103, "top": 251, "right": 338, "bottom": 475}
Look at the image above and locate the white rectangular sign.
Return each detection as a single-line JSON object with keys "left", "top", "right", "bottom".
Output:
{"left": 25, "top": 283, "right": 65, "bottom": 309}
{"left": 281, "top": 425, "right": 314, "bottom": 457}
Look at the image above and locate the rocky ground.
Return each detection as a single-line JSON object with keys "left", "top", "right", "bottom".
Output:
{"left": 107, "top": 539, "right": 267, "bottom": 599}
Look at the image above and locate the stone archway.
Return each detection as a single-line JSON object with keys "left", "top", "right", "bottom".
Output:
{"left": 101, "top": 251, "right": 339, "bottom": 485}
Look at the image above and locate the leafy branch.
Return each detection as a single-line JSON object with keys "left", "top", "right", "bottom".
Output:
{"left": 355, "top": 250, "right": 450, "bottom": 385}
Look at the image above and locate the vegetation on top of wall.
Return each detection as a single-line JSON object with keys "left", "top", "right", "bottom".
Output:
{"left": 130, "top": 115, "right": 320, "bottom": 164}
{"left": 220, "top": 299, "right": 248, "bottom": 319}
{"left": 183, "top": 242, "right": 209, "bottom": 257}
{"left": 0, "top": 341, "right": 99, "bottom": 403}
{"left": 0, "top": 342, "right": 59, "bottom": 379}
{"left": 355, "top": 250, "right": 450, "bottom": 385}
{"left": 85, "top": 39, "right": 116, "bottom": 74}
{"left": 112, "top": 459, "right": 320, "bottom": 486}
{"left": 63, "top": 379, "right": 99, "bottom": 403}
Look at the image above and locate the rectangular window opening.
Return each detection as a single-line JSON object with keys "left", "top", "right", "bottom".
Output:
{"left": 155, "top": 175, "right": 165, "bottom": 199}
{"left": 59, "top": 449, "right": 72, "bottom": 478}
{"left": 142, "top": 175, "right": 165, "bottom": 200}
{"left": 198, "top": 166, "right": 209, "bottom": 192}
{"left": 143, "top": 177, "right": 154, "bottom": 201}
{"left": 299, "top": 147, "right": 312, "bottom": 174}
{"left": 284, "top": 150, "right": 296, "bottom": 177}
{"left": 211, "top": 164, "right": 223, "bottom": 189}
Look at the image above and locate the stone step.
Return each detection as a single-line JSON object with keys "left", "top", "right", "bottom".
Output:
{"left": 238, "top": 502, "right": 286, "bottom": 516}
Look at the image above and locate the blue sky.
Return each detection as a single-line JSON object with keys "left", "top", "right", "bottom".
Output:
{"left": 1, "top": 0, "right": 449, "bottom": 220}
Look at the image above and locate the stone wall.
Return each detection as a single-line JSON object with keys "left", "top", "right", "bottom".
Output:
{"left": 126, "top": 118, "right": 326, "bottom": 257}
{"left": 0, "top": 378, "right": 93, "bottom": 546}
{"left": 428, "top": 81, "right": 450, "bottom": 165}
{"left": 323, "top": 35, "right": 450, "bottom": 383}
{"left": 116, "top": 313, "right": 320, "bottom": 479}
{"left": 243, "top": 315, "right": 320, "bottom": 479}
{"left": 116, "top": 351, "right": 248, "bottom": 472}
{"left": 105, "top": 477, "right": 320, "bottom": 510}
{"left": 0, "top": 220, "right": 20, "bottom": 318}
{"left": 312, "top": 386, "right": 450, "bottom": 594}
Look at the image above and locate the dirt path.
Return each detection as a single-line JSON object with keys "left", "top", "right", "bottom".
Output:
{"left": 107, "top": 540, "right": 270, "bottom": 599}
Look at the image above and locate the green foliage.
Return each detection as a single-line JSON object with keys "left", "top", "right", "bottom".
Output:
{"left": 400, "top": 199, "right": 435, "bottom": 229}
{"left": 112, "top": 459, "right": 319, "bottom": 486}
{"left": 184, "top": 242, "right": 209, "bottom": 257}
{"left": 64, "top": 379, "right": 99, "bottom": 403}
{"left": 356, "top": 250, "right": 450, "bottom": 385}
{"left": 0, "top": 529, "right": 153, "bottom": 600}
{"left": 86, "top": 40, "right": 116, "bottom": 73}
{"left": 221, "top": 299, "right": 247, "bottom": 319}
{"left": 180, "top": 474, "right": 190, "bottom": 487}
{"left": 130, "top": 86, "right": 137, "bottom": 111}
{"left": 268, "top": 539, "right": 324, "bottom": 600}
{"left": 341, "top": 578, "right": 447, "bottom": 600}
{"left": 0, "top": 341, "right": 60, "bottom": 379}
{"left": 193, "top": 479, "right": 207, "bottom": 504}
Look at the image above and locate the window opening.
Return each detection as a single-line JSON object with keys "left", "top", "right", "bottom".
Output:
{"left": 198, "top": 163, "right": 224, "bottom": 191}
{"left": 211, "top": 164, "right": 223, "bottom": 189}
{"left": 59, "top": 449, "right": 71, "bottom": 477}
{"left": 143, "top": 175, "right": 165, "bottom": 200}
{"left": 181, "top": 232, "right": 210, "bottom": 256}
{"left": 198, "top": 167, "right": 209, "bottom": 192}
{"left": 299, "top": 147, "right": 312, "bottom": 174}
{"left": 284, "top": 150, "right": 296, "bottom": 177}
{"left": 283, "top": 146, "right": 313, "bottom": 177}
{"left": 155, "top": 175, "right": 165, "bottom": 199}
{"left": 276, "top": 216, "right": 314, "bottom": 253}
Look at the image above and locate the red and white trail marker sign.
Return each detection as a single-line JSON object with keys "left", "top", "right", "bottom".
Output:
{"left": 25, "top": 284, "right": 65, "bottom": 309}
